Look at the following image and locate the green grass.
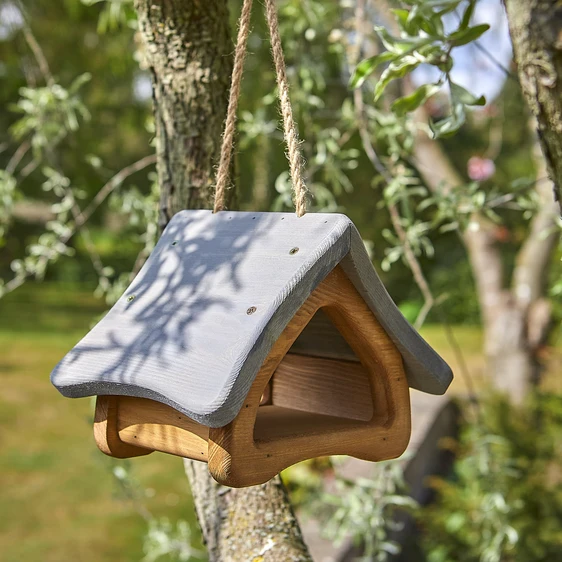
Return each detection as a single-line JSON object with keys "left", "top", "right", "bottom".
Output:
{"left": 0, "top": 284, "right": 203, "bottom": 562}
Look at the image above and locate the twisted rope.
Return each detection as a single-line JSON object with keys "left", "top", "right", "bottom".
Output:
{"left": 213, "top": 0, "right": 254, "bottom": 213}
{"left": 213, "top": 0, "right": 308, "bottom": 216}
{"left": 263, "top": 0, "right": 307, "bottom": 216}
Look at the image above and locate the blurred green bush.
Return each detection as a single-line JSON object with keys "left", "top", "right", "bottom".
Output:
{"left": 422, "top": 393, "right": 562, "bottom": 562}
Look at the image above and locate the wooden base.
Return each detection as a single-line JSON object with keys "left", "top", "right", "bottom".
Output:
{"left": 94, "top": 266, "right": 411, "bottom": 488}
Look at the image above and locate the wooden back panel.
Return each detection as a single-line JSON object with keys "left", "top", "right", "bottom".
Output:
{"left": 271, "top": 354, "right": 373, "bottom": 421}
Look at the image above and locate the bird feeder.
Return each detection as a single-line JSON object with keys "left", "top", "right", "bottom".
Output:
{"left": 51, "top": 211, "right": 452, "bottom": 488}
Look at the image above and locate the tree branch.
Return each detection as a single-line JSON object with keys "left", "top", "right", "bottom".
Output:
{"left": 2, "top": 155, "right": 156, "bottom": 296}
{"left": 505, "top": 0, "right": 562, "bottom": 211}
{"left": 412, "top": 110, "right": 505, "bottom": 324}
{"left": 513, "top": 140, "right": 559, "bottom": 307}
{"left": 353, "top": 0, "right": 434, "bottom": 329}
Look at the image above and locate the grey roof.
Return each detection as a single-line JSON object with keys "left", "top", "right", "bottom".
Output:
{"left": 51, "top": 211, "right": 453, "bottom": 427}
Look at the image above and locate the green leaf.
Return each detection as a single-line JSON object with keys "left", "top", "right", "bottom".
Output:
{"left": 374, "top": 56, "right": 421, "bottom": 102}
{"left": 391, "top": 8, "right": 411, "bottom": 31}
{"left": 450, "top": 82, "right": 486, "bottom": 106}
{"left": 69, "top": 73, "right": 92, "bottom": 94}
{"left": 350, "top": 52, "right": 396, "bottom": 89}
{"left": 460, "top": 1, "right": 476, "bottom": 29}
{"left": 430, "top": 102, "right": 466, "bottom": 138}
{"left": 374, "top": 25, "right": 429, "bottom": 54}
{"left": 448, "top": 23, "right": 490, "bottom": 47}
{"left": 391, "top": 83, "right": 441, "bottom": 116}
{"left": 427, "top": 11, "right": 445, "bottom": 36}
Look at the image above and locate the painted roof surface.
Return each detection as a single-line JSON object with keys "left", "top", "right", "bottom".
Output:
{"left": 51, "top": 211, "right": 452, "bottom": 427}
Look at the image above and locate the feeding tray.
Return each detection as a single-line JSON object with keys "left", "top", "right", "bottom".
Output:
{"left": 51, "top": 211, "right": 452, "bottom": 487}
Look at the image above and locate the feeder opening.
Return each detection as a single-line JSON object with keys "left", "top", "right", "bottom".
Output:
{"left": 254, "top": 309, "right": 378, "bottom": 443}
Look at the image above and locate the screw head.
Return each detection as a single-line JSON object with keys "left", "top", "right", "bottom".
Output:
{"left": 289, "top": 247, "right": 299, "bottom": 255}
{"left": 127, "top": 295, "right": 136, "bottom": 302}
{"left": 246, "top": 306, "right": 257, "bottom": 315}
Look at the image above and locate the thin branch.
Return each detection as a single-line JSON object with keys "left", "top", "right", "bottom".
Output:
{"left": 487, "top": 175, "right": 550, "bottom": 209}
{"left": 353, "top": 0, "right": 433, "bottom": 330}
{"left": 483, "top": 104, "right": 504, "bottom": 161}
{"left": 304, "top": 129, "right": 353, "bottom": 182}
{"left": 6, "top": 141, "right": 31, "bottom": 175}
{"left": 68, "top": 192, "right": 106, "bottom": 279}
{"left": 17, "top": 0, "right": 55, "bottom": 86}
{"left": 2, "top": 155, "right": 156, "bottom": 297}
{"left": 512, "top": 137, "right": 559, "bottom": 307}
{"left": 76, "top": 154, "right": 157, "bottom": 228}
{"left": 130, "top": 246, "right": 151, "bottom": 281}
{"left": 19, "top": 158, "right": 40, "bottom": 179}
{"left": 472, "top": 40, "right": 517, "bottom": 83}
{"left": 440, "top": 314, "right": 481, "bottom": 413}
{"left": 355, "top": 0, "right": 480, "bottom": 406}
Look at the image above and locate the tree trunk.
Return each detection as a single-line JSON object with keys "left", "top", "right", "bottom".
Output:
{"left": 135, "top": 1, "right": 312, "bottom": 560}
{"left": 413, "top": 116, "right": 557, "bottom": 401}
{"left": 136, "top": 0, "right": 236, "bottom": 232}
{"left": 505, "top": 0, "right": 562, "bottom": 212}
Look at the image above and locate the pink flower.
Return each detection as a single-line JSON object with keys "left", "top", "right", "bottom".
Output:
{"left": 467, "top": 157, "right": 496, "bottom": 181}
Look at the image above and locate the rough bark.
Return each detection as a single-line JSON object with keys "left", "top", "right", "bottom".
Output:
{"left": 505, "top": 0, "right": 562, "bottom": 212}
{"left": 414, "top": 116, "right": 558, "bottom": 401}
{"left": 185, "top": 463, "right": 312, "bottom": 562}
{"left": 135, "top": 0, "right": 235, "bottom": 232}
{"left": 134, "top": 1, "right": 312, "bottom": 560}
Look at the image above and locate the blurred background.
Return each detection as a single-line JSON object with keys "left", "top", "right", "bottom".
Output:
{"left": 1, "top": 0, "right": 561, "bottom": 561}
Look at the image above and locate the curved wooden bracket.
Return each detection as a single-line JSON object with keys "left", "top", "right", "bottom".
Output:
{"left": 94, "top": 396, "right": 153, "bottom": 458}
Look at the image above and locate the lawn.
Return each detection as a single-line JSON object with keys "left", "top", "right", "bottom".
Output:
{"left": 0, "top": 284, "right": 203, "bottom": 562}
{"left": 1, "top": 282, "right": 559, "bottom": 561}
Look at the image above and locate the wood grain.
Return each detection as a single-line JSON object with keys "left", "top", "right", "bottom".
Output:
{"left": 289, "top": 309, "right": 358, "bottom": 362}
{"left": 254, "top": 405, "right": 366, "bottom": 442}
{"left": 94, "top": 396, "right": 153, "bottom": 458}
{"left": 117, "top": 396, "right": 209, "bottom": 461}
{"left": 53, "top": 211, "right": 452, "bottom": 431}
{"left": 271, "top": 354, "right": 373, "bottom": 421}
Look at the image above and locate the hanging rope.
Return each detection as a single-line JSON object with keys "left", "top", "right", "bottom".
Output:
{"left": 213, "top": 0, "right": 308, "bottom": 216}
{"left": 262, "top": 0, "right": 307, "bottom": 216}
{"left": 214, "top": 0, "right": 254, "bottom": 213}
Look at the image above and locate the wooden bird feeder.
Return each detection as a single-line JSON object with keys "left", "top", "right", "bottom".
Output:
{"left": 52, "top": 211, "right": 452, "bottom": 488}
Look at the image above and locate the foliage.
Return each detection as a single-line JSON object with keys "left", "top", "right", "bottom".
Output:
{"left": 142, "top": 518, "right": 203, "bottom": 562}
{"left": 422, "top": 394, "right": 562, "bottom": 562}
{"left": 10, "top": 74, "right": 91, "bottom": 156}
{"left": 238, "top": 0, "right": 358, "bottom": 212}
{"left": 351, "top": 0, "right": 487, "bottom": 138}
{"left": 322, "top": 461, "right": 417, "bottom": 562}
{"left": 1, "top": 1, "right": 561, "bottom": 560}
{"left": 284, "top": 457, "right": 417, "bottom": 562}
{"left": 112, "top": 462, "right": 204, "bottom": 561}
{"left": 0, "top": 170, "right": 16, "bottom": 242}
